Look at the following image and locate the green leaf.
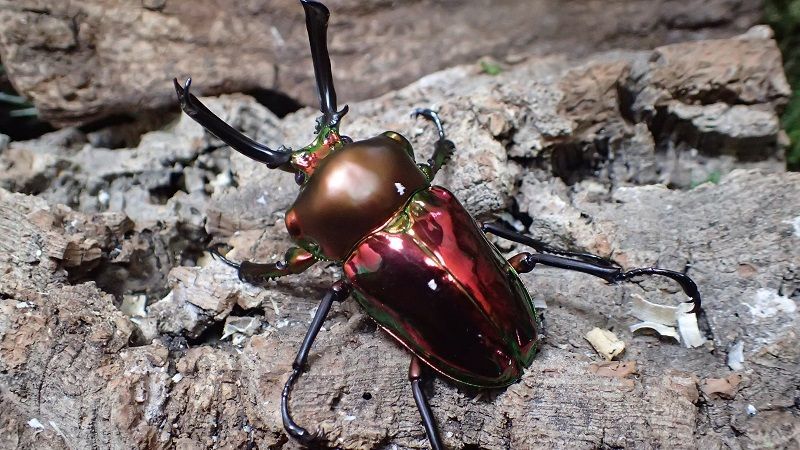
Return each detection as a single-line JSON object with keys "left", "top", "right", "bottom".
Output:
{"left": 479, "top": 60, "right": 503, "bottom": 76}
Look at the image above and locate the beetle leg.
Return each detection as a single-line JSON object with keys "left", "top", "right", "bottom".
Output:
{"left": 509, "top": 252, "right": 702, "bottom": 314}
{"left": 209, "top": 246, "right": 317, "bottom": 285}
{"left": 482, "top": 220, "right": 619, "bottom": 268}
{"left": 411, "top": 108, "right": 456, "bottom": 181}
{"left": 282, "top": 280, "right": 352, "bottom": 445}
{"left": 173, "top": 77, "right": 293, "bottom": 169}
{"left": 409, "top": 356, "right": 444, "bottom": 450}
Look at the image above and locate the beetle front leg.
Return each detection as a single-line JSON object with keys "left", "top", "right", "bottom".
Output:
{"left": 173, "top": 78, "right": 292, "bottom": 169}
{"left": 409, "top": 356, "right": 444, "bottom": 450}
{"left": 412, "top": 108, "right": 455, "bottom": 181}
{"left": 210, "top": 246, "right": 317, "bottom": 285}
{"left": 282, "top": 279, "right": 352, "bottom": 445}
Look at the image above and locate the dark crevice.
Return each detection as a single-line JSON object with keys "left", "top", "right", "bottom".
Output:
{"left": 509, "top": 197, "right": 533, "bottom": 230}
{"left": 616, "top": 80, "right": 637, "bottom": 124}
{"left": 66, "top": 224, "right": 211, "bottom": 304}
{"left": 243, "top": 88, "right": 303, "bottom": 118}
{"left": 648, "top": 105, "right": 779, "bottom": 162}
{"left": 21, "top": 7, "right": 52, "bottom": 14}
{"left": 229, "top": 303, "right": 264, "bottom": 318}
{"left": 0, "top": 57, "right": 55, "bottom": 140}
{"left": 78, "top": 108, "right": 180, "bottom": 149}
{"left": 185, "top": 319, "right": 226, "bottom": 346}
{"left": 267, "top": 433, "right": 289, "bottom": 450}
{"left": 148, "top": 172, "right": 185, "bottom": 204}
{"left": 370, "top": 435, "right": 392, "bottom": 450}
{"left": 330, "top": 388, "right": 344, "bottom": 410}
{"left": 461, "top": 444, "right": 487, "bottom": 450}
{"left": 354, "top": 315, "right": 378, "bottom": 334}
{"left": 617, "top": 72, "right": 782, "bottom": 174}
{"left": 549, "top": 137, "right": 611, "bottom": 185}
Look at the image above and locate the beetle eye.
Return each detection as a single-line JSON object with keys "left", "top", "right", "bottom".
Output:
{"left": 295, "top": 172, "right": 306, "bottom": 185}
{"left": 341, "top": 135, "right": 353, "bottom": 144}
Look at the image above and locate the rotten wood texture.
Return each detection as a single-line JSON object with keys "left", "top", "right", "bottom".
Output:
{"left": 1, "top": 29, "right": 798, "bottom": 449}
{"left": 0, "top": 0, "right": 764, "bottom": 126}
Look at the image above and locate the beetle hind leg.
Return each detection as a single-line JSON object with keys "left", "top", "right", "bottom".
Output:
{"left": 409, "top": 356, "right": 444, "bottom": 450}
{"left": 209, "top": 246, "right": 317, "bottom": 285}
{"left": 411, "top": 108, "right": 456, "bottom": 181}
{"left": 509, "top": 252, "right": 702, "bottom": 314}
{"left": 486, "top": 222, "right": 702, "bottom": 314}
{"left": 483, "top": 221, "right": 619, "bottom": 268}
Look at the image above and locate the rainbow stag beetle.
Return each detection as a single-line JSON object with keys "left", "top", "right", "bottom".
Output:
{"left": 174, "top": 1, "right": 703, "bottom": 448}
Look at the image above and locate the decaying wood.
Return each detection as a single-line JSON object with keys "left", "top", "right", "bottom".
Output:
{"left": 0, "top": 0, "right": 764, "bottom": 126}
{"left": 1, "top": 28, "right": 798, "bottom": 449}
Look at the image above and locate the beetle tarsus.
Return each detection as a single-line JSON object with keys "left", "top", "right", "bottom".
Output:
{"left": 409, "top": 357, "right": 444, "bottom": 450}
{"left": 411, "top": 108, "right": 446, "bottom": 140}
{"left": 281, "top": 280, "right": 352, "bottom": 444}
{"left": 612, "top": 267, "right": 702, "bottom": 314}
{"left": 173, "top": 77, "right": 194, "bottom": 114}
{"left": 412, "top": 108, "right": 455, "bottom": 180}
{"left": 281, "top": 369, "right": 319, "bottom": 445}
{"left": 208, "top": 247, "right": 240, "bottom": 270}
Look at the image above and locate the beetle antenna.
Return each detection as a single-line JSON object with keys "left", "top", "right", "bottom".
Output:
{"left": 301, "top": 0, "right": 348, "bottom": 128}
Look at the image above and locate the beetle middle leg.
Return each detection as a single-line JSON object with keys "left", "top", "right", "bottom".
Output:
{"left": 282, "top": 279, "right": 352, "bottom": 444}
{"left": 411, "top": 108, "right": 456, "bottom": 181}
{"left": 210, "top": 246, "right": 317, "bottom": 285}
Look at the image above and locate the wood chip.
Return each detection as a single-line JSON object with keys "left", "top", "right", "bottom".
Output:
{"left": 585, "top": 327, "right": 625, "bottom": 360}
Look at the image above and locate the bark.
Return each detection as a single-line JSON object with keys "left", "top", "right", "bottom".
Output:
{"left": 0, "top": 0, "right": 763, "bottom": 126}
{"left": 1, "top": 27, "right": 798, "bottom": 450}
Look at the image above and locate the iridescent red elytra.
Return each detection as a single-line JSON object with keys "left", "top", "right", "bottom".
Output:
{"left": 344, "top": 185, "right": 540, "bottom": 387}
{"left": 174, "top": 1, "right": 703, "bottom": 448}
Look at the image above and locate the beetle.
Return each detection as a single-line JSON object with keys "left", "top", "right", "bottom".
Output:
{"left": 173, "top": 1, "right": 703, "bottom": 448}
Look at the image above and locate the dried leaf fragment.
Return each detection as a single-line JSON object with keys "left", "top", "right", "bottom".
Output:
{"left": 630, "top": 293, "right": 677, "bottom": 325}
{"left": 700, "top": 374, "right": 742, "bottom": 399}
{"left": 590, "top": 360, "right": 637, "bottom": 378}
